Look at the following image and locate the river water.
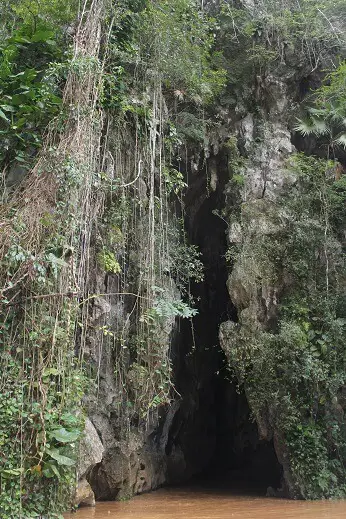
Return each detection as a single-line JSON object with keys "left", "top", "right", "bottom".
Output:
{"left": 64, "top": 486, "right": 346, "bottom": 519}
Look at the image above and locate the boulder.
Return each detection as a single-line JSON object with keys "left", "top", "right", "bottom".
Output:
{"left": 75, "top": 479, "right": 96, "bottom": 508}
{"left": 78, "top": 418, "right": 104, "bottom": 479}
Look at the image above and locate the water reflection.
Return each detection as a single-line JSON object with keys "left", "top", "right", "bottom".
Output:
{"left": 64, "top": 487, "right": 346, "bottom": 519}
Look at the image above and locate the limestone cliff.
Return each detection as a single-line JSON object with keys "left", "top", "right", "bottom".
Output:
{"left": 1, "top": 2, "right": 346, "bottom": 516}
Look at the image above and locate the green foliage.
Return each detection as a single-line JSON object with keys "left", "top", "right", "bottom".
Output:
{"left": 167, "top": 225, "right": 205, "bottom": 291}
{"left": 0, "top": 2, "right": 77, "bottom": 172}
{"left": 227, "top": 153, "right": 346, "bottom": 499}
{"left": 94, "top": 0, "right": 215, "bottom": 426}
{"left": 0, "top": 346, "right": 86, "bottom": 517}
{"left": 295, "top": 61, "right": 346, "bottom": 150}
{"left": 11, "top": 0, "right": 78, "bottom": 28}
{"left": 126, "top": 287, "right": 198, "bottom": 415}
{"left": 146, "top": 292, "right": 198, "bottom": 322}
{"left": 0, "top": 2, "right": 96, "bottom": 516}
{"left": 232, "top": 174, "right": 245, "bottom": 186}
{"left": 174, "top": 112, "right": 208, "bottom": 143}
{"left": 97, "top": 249, "right": 122, "bottom": 274}
{"left": 225, "top": 136, "right": 247, "bottom": 173}
{"left": 162, "top": 167, "right": 187, "bottom": 195}
{"left": 218, "top": 0, "right": 346, "bottom": 84}
{"left": 138, "top": 0, "right": 226, "bottom": 104}
{"left": 104, "top": 0, "right": 226, "bottom": 112}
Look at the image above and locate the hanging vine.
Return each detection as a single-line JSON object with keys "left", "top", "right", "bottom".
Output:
{"left": 0, "top": 0, "right": 223, "bottom": 516}
{"left": 0, "top": 1, "right": 107, "bottom": 516}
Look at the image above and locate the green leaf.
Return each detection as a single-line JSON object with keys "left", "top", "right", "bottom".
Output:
{"left": 0, "top": 108, "right": 9, "bottom": 123}
{"left": 15, "top": 154, "right": 29, "bottom": 163}
{"left": 8, "top": 36, "right": 31, "bottom": 45}
{"left": 50, "top": 463, "right": 61, "bottom": 478}
{"left": 1, "top": 468, "right": 24, "bottom": 478}
{"left": 9, "top": 72, "right": 25, "bottom": 78}
{"left": 43, "top": 367, "right": 60, "bottom": 377}
{"left": 11, "top": 94, "right": 29, "bottom": 105}
{"left": 31, "top": 30, "right": 55, "bottom": 43}
{"left": 46, "top": 448, "right": 75, "bottom": 466}
{"left": 60, "top": 412, "right": 80, "bottom": 427}
{"left": 0, "top": 105, "right": 16, "bottom": 113}
{"left": 13, "top": 117, "right": 27, "bottom": 129}
{"left": 49, "top": 427, "right": 80, "bottom": 443}
{"left": 43, "top": 462, "right": 61, "bottom": 479}
{"left": 294, "top": 116, "right": 329, "bottom": 137}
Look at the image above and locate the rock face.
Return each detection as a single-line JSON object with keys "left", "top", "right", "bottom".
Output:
{"left": 82, "top": 266, "right": 184, "bottom": 499}
{"left": 89, "top": 434, "right": 167, "bottom": 500}
{"left": 75, "top": 479, "right": 96, "bottom": 508}
{"left": 81, "top": 272, "right": 163, "bottom": 499}
{"left": 74, "top": 418, "right": 104, "bottom": 508}
{"left": 80, "top": 71, "right": 299, "bottom": 501}
{"left": 219, "top": 74, "right": 300, "bottom": 496}
{"left": 78, "top": 418, "right": 104, "bottom": 479}
{"left": 76, "top": 9, "right": 344, "bottom": 501}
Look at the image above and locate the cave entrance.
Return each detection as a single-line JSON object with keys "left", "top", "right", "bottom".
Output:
{"left": 168, "top": 156, "right": 282, "bottom": 495}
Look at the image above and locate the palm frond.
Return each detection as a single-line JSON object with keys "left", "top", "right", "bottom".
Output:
{"left": 334, "top": 133, "right": 346, "bottom": 148}
{"left": 308, "top": 107, "right": 327, "bottom": 117}
{"left": 294, "top": 118, "right": 316, "bottom": 136}
{"left": 329, "top": 110, "right": 346, "bottom": 126}
{"left": 294, "top": 116, "right": 329, "bottom": 137}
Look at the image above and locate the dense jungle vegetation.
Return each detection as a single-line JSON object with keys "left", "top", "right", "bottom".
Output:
{"left": 0, "top": 0, "right": 345, "bottom": 517}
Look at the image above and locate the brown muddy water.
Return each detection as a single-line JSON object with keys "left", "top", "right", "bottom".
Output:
{"left": 64, "top": 486, "right": 346, "bottom": 519}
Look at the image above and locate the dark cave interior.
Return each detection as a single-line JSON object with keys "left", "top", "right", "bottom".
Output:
{"left": 168, "top": 154, "right": 282, "bottom": 494}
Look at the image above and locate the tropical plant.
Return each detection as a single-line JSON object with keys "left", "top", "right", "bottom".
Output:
{"left": 295, "top": 61, "right": 346, "bottom": 150}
